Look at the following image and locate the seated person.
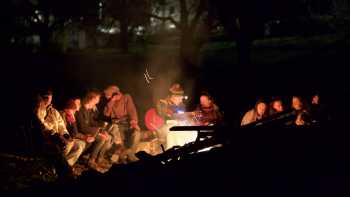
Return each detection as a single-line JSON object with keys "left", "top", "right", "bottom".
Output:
{"left": 241, "top": 99, "right": 268, "bottom": 126}
{"left": 309, "top": 94, "right": 329, "bottom": 125}
{"left": 155, "top": 83, "right": 186, "bottom": 146}
{"left": 291, "top": 96, "right": 311, "bottom": 126}
{"left": 193, "top": 91, "right": 223, "bottom": 126}
{"left": 104, "top": 86, "right": 140, "bottom": 162}
{"left": 35, "top": 90, "right": 86, "bottom": 168}
{"left": 76, "top": 91, "right": 112, "bottom": 168}
{"left": 60, "top": 98, "right": 87, "bottom": 164}
{"left": 157, "top": 84, "right": 186, "bottom": 120}
{"left": 156, "top": 83, "right": 196, "bottom": 149}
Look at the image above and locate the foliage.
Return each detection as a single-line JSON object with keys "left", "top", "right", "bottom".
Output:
{"left": 102, "top": 0, "right": 151, "bottom": 52}
{"left": 104, "top": 0, "right": 150, "bottom": 26}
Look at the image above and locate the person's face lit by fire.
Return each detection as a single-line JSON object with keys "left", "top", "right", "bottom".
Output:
{"left": 272, "top": 100, "right": 283, "bottom": 112}
{"left": 256, "top": 102, "right": 267, "bottom": 116}
{"left": 74, "top": 99, "right": 81, "bottom": 111}
{"left": 312, "top": 95, "right": 319, "bottom": 105}
{"left": 292, "top": 96, "right": 303, "bottom": 111}
{"left": 92, "top": 95, "right": 100, "bottom": 106}
{"left": 42, "top": 94, "right": 52, "bottom": 108}
{"left": 200, "top": 95, "right": 212, "bottom": 108}
{"left": 104, "top": 86, "right": 119, "bottom": 99}
{"left": 170, "top": 95, "right": 183, "bottom": 106}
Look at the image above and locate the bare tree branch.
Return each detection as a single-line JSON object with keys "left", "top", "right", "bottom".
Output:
{"left": 180, "top": 0, "right": 189, "bottom": 27}
{"left": 190, "top": 0, "right": 207, "bottom": 29}
{"left": 188, "top": 0, "right": 198, "bottom": 15}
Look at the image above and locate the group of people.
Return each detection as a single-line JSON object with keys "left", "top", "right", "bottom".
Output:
{"left": 153, "top": 83, "right": 223, "bottom": 149}
{"left": 241, "top": 94, "right": 327, "bottom": 126}
{"left": 34, "top": 80, "right": 325, "bottom": 176}
{"left": 34, "top": 85, "right": 145, "bottom": 176}
{"left": 33, "top": 83, "right": 224, "bottom": 176}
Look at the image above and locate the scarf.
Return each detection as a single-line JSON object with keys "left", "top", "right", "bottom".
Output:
{"left": 64, "top": 110, "right": 76, "bottom": 124}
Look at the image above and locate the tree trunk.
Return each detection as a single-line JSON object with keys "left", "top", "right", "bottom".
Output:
{"left": 222, "top": 16, "right": 254, "bottom": 66}
{"left": 120, "top": 0, "right": 129, "bottom": 53}
{"left": 180, "top": 28, "right": 200, "bottom": 73}
{"left": 120, "top": 18, "right": 129, "bottom": 53}
{"left": 213, "top": 1, "right": 254, "bottom": 67}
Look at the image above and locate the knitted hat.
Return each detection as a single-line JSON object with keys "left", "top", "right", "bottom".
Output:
{"left": 105, "top": 85, "right": 120, "bottom": 94}
{"left": 169, "top": 83, "right": 184, "bottom": 96}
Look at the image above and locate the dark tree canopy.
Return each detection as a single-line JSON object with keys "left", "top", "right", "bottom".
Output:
{"left": 210, "top": 0, "right": 310, "bottom": 65}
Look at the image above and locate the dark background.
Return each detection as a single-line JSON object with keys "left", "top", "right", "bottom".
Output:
{"left": 1, "top": 0, "right": 350, "bottom": 194}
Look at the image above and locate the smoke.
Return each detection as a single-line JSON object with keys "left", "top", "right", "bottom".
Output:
{"left": 144, "top": 49, "right": 196, "bottom": 110}
{"left": 144, "top": 44, "right": 180, "bottom": 103}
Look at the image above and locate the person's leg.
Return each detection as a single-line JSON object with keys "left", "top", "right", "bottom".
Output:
{"left": 118, "top": 125, "right": 141, "bottom": 162}
{"left": 63, "top": 140, "right": 74, "bottom": 156}
{"left": 117, "top": 124, "right": 130, "bottom": 162}
{"left": 89, "top": 135, "right": 105, "bottom": 167}
{"left": 46, "top": 143, "right": 73, "bottom": 181}
{"left": 65, "top": 139, "right": 86, "bottom": 166}
{"left": 97, "top": 134, "right": 113, "bottom": 163}
{"left": 127, "top": 128, "right": 141, "bottom": 161}
{"left": 130, "top": 128, "right": 141, "bottom": 153}
{"left": 108, "top": 124, "right": 123, "bottom": 145}
{"left": 105, "top": 124, "right": 123, "bottom": 159}
{"left": 117, "top": 124, "right": 128, "bottom": 147}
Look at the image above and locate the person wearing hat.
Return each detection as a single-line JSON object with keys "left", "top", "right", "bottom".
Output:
{"left": 155, "top": 83, "right": 186, "bottom": 148}
{"left": 157, "top": 83, "right": 186, "bottom": 119}
{"left": 97, "top": 85, "right": 120, "bottom": 122}
{"left": 104, "top": 86, "right": 140, "bottom": 162}
{"left": 96, "top": 85, "right": 124, "bottom": 163}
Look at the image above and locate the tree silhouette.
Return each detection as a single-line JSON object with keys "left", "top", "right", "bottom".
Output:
{"left": 6, "top": 0, "right": 99, "bottom": 50}
{"left": 148, "top": 0, "right": 210, "bottom": 68}
{"left": 211, "top": 0, "right": 310, "bottom": 66}
{"left": 104, "top": 0, "right": 151, "bottom": 53}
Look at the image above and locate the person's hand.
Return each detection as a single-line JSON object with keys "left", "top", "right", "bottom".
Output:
{"left": 130, "top": 120, "right": 140, "bottom": 130}
{"left": 55, "top": 134, "right": 68, "bottom": 150}
{"left": 165, "top": 109, "right": 174, "bottom": 117}
{"left": 107, "top": 99, "right": 115, "bottom": 108}
{"left": 115, "top": 136, "right": 123, "bottom": 145}
{"left": 60, "top": 134, "right": 68, "bottom": 144}
{"left": 295, "top": 114, "right": 305, "bottom": 126}
{"left": 131, "top": 124, "right": 140, "bottom": 130}
{"left": 86, "top": 136, "right": 95, "bottom": 143}
{"left": 51, "top": 133, "right": 64, "bottom": 147}
{"left": 63, "top": 133, "right": 73, "bottom": 142}
{"left": 98, "top": 131, "right": 108, "bottom": 141}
